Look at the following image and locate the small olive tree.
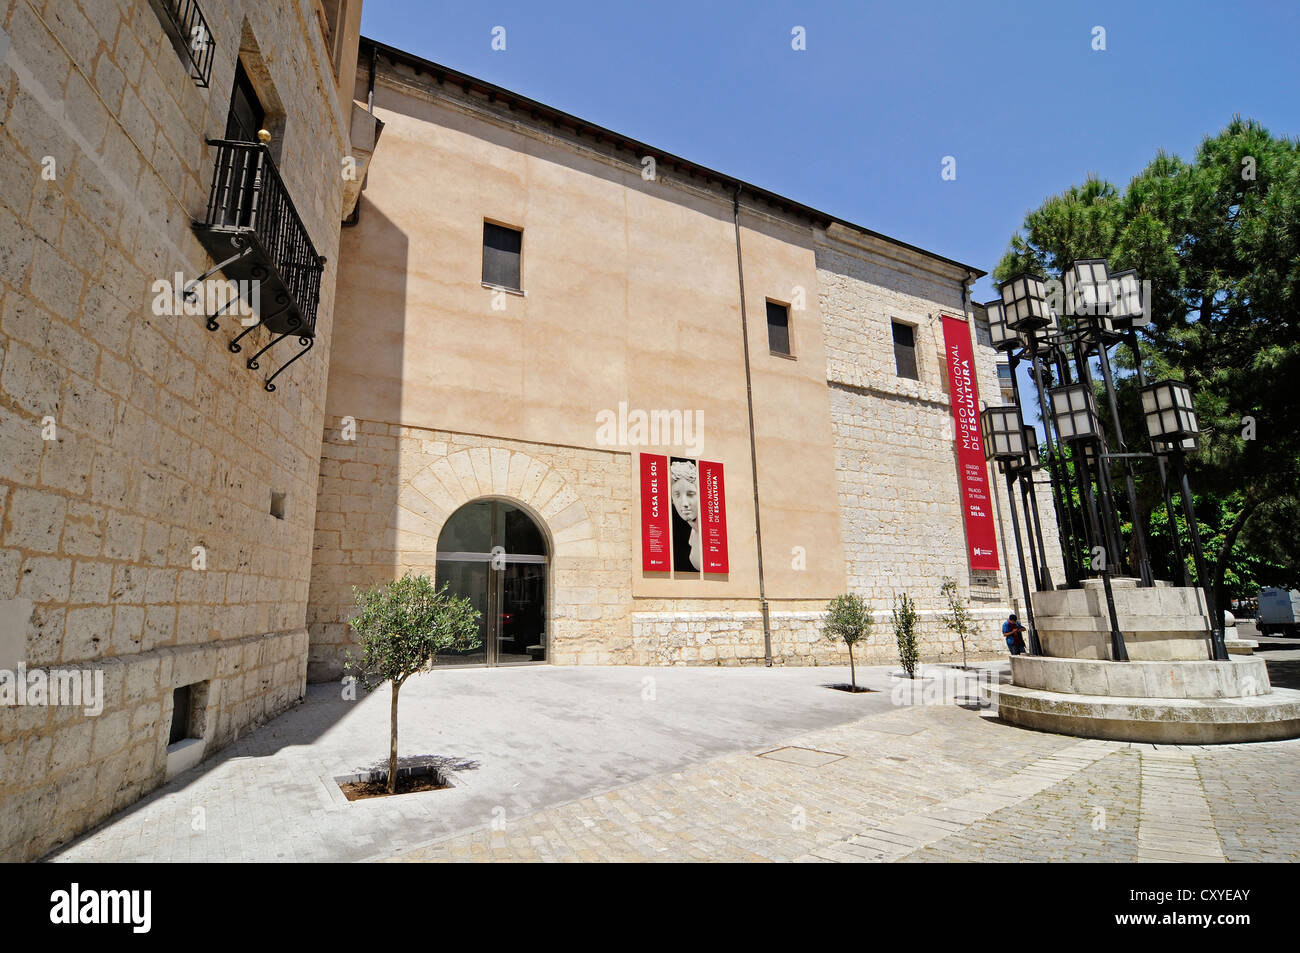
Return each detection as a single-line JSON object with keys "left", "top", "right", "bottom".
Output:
{"left": 347, "top": 572, "right": 482, "bottom": 794}
{"left": 824, "top": 593, "right": 874, "bottom": 692}
{"left": 940, "top": 577, "right": 975, "bottom": 670}
{"left": 892, "top": 592, "right": 920, "bottom": 679}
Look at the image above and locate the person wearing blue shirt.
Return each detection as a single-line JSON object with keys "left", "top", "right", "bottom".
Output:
{"left": 1003, "top": 613, "right": 1027, "bottom": 655}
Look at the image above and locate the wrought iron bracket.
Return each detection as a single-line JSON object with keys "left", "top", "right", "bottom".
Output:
{"left": 265, "top": 336, "right": 314, "bottom": 392}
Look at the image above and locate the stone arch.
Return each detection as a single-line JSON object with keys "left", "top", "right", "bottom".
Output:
{"left": 386, "top": 448, "right": 597, "bottom": 561}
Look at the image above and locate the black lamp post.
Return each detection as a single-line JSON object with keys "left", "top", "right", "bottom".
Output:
{"left": 1049, "top": 381, "right": 1131, "bottom": 661}
{"left": 980, "top": 404, "right": 1043, "bottom": 656}
{"left": 995, "top": 279, "right": 1080, "bottom": 588}
{"left": 1141, "top": 380, "right": 1230, "bottom": 661}
{"left": 1064, "top": 259, "right": 1154, "bottom": 586}
{"left": 1111, "top": 272, "right": 1191, "bottom": 584}
{"left": 1019, "top": 425, "right": 1052, "bottom": 592}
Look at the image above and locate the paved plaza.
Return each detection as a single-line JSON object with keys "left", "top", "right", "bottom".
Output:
{"left": 49, "top": 642, "right": 1300, "bottom": 864}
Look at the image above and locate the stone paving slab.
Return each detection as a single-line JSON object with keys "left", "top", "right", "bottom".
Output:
{"left": 45, "top": 660, "right": 1300, "bottom": 863}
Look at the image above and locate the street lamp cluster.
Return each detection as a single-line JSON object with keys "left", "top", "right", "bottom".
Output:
{"left": 977, "top": 258, "right": 1228, "bottom": 663}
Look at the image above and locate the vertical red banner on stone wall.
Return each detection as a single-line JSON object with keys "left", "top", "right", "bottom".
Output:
{"left": 941, "top": 314, "right": 1000, "bottom": 571}
{"left": 640, "top": 453, "right": 670, "bottom": 571}
{"left": 698, "top": 460, "right": 729, "bottom": 573}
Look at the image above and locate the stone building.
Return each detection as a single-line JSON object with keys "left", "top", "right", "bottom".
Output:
{"left": 305, "top": 39, "right": 1063, "bottom": 678}
{"left": 0, "top": 7, "right": 1060, "bottom": 862}
{"left": 0, "top": 0, "right": 373, "bottom": 861}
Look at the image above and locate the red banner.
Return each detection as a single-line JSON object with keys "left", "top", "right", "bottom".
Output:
{"left": 941, "top": 314, "right": 1000, "bottom": 571}
{"left": 698, "top": 460, "right": 729, "bottom": 573}
{"left": 640, "top": 453, "right": 670, "bottom": 571}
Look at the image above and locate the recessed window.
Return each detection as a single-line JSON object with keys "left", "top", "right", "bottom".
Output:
{"left": 270, "top": 491, "right": 286, "bottom": 520}
{"left": 482, "top": 222, "right": 523, "bottom": 291}
{"left": 321, "top": 0, "right": 351, "bottom": 77}
{"left": 997, "top": 362, "right": 1014, "bottom": 396}
{"left": 892, "top": 321, "right": 918, "bottom": 380}
{"left": 766, "top": 301, "right": 791, "bottom": 356}
{"left": 169, "top": 685, "right": 192, "bottom": 745}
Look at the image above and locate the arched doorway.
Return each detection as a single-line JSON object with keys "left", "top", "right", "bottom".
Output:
{"left": 435, "top": 499, "right": 549, "bottom": 665}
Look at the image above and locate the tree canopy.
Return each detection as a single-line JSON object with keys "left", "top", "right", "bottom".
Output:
{"left": 994, "top": 117, "right": 1300, "bottom": 605}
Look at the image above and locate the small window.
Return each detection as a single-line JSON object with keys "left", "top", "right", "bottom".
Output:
{"left": 270, "top": 491, "right": 286, "bottom": 520}
{"left": 169, "top": 685, "right": 192, "bottom": 745}
{"left": 483, "top": 222, "right": 523, "bottom": 291}
{"left": 892, "top": 321, "right": 918, "bottom": 380}
{"left": 997, "top": 363, "right": 1015, "bottom": 399}
{"left": 766, "top": 301, "right": 791, "bottom": 356}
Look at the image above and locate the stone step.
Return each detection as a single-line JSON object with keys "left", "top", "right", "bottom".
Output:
{"left": 991, "top": 683, "right": 1300, "bottom": 744}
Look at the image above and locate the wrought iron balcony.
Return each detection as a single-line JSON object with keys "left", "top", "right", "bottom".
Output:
{"left": 146, "top": 0, "right": 215, "bottom": 87}
{"left": 191, "top": 140, "right": 326, "bottom": 391}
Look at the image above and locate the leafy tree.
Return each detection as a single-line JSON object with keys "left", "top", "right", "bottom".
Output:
{"left": 823, "top": 593, "right": 874, "bottom": 691}
{"left": 939, "top": 578, "right": 975, "bottom": 669}
{"left": 347, "top": 573, "right": 482, "bottom": 794}
{"left": 995, "top": 118, "right": 1300, "bottom": 627}
{"left": 892, "top": 592, "right": 920, "bottom": 679}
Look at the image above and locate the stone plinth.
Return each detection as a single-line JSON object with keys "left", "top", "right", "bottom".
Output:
{"left": 999, "top": 594, "right": 1300, "bottom": 744}
{"left": 1010, "top": 655, "right": 1270, "bottom": 699}
{"left": 1031, "top": 578, "right": 1212, "bottom": 661}
{"left": 993, "top": 683, "right": 1300, "bottom": 744}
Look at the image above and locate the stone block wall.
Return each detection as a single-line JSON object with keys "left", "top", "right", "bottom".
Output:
{"left": 629, "top": 606, "right": 1013, "bottom": 666}
{"left": 0, "top": 0, "right": 353, "bottom": 860}
{"left": 817, "top": 231, "right": 1064, "bottom": 619}
{"left": 306, "top": 415, "right": 637, "bottom": 679}
{"left": 307, "top": 417, "right": 1017, "bottom": 678}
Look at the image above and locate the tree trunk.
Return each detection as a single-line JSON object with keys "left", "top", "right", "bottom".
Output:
{"left": 388, "top": 678, "right": 401, "bottom": 795}
{"left": 848, "top": 644, "right": 856, "bottom": 692}
{"left": 1212, "top": 495, "right": 1260, "bottom": 632}
{"left": 961, "top": 636, "right": 967, "bottom": 671}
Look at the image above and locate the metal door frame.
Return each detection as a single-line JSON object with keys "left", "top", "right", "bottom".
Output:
{"left": 435, "top": 499, "right": 548, "bottom": 667}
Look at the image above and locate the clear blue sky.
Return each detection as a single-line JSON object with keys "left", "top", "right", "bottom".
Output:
{"left": 361, "top": 0, "right": 1300, "bottom": 304}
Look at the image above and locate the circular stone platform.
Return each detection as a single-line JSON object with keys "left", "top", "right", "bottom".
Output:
{"left": 993, "top": 656, "right": 1300, "bottom": 744}
{"left": 993, "top": 684, "right": 1300, "bottom": 744}
{"left": 1010, "top": 656, "right": 1270, "bottom": 699}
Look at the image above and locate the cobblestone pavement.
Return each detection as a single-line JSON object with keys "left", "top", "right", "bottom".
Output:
{"left": 48, "top": 662, "right": 1300, "bottom": 863}
{"left": 387, "top": 704, "right": 1300, "bottom": 864}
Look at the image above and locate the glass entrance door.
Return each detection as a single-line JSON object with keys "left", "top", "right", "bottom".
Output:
{"left": 435, "top": 500, "right": 548, "bottom": 665}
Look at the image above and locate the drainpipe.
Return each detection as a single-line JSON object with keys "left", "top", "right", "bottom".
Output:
{"left": 732, "top": 185, "right": 773, "bottom": 666}
{"left": 367, "top": 42, "right": 376, "bottom": 114}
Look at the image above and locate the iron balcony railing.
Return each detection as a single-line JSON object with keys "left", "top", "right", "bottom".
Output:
{"left": 147, "top": 0, "right": 215, "bottom": 87}
{"left": 193, "top": 140, "right": 325, "bottom": 338}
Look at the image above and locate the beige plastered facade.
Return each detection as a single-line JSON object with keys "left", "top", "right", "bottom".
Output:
{"left": 307, "top": 50, "right": 1064, "bottom": 680}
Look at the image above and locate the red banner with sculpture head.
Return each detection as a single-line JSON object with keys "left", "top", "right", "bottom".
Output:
{"left": 941, "top": 314, "right": 1000, "bottom": 571}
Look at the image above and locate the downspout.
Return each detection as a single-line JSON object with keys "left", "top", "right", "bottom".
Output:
{"left": 732, "top": 185, "right": 773, "bottom": 666}
{"left": 367, "top": 41, "right": 377, "bottom": 114}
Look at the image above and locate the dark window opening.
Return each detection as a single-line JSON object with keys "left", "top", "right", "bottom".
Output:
{"left": 892, "top": 321, "right": 918, "bottom": 380}
{"left": 225, "top": 61, "right": 265, "bottom": 143}
{"left": 482, "top": 222, "right": 523, "bottom": 291}
{"left": 219, "top": 61, "right": 266, "bottom": 229}
{"left": 169, "top": 685, "right": 192, "bottom": 746}
{"left": 270, "top": 491, "right": 286, "bottom": 519}
{"left": 766, "top": 301, "right": 791, "bottom": 355}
